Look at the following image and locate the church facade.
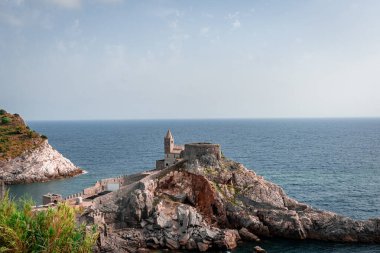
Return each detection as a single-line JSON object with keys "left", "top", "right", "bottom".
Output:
{"left": 155, "top": 130, "right": 184, "bottom": 170}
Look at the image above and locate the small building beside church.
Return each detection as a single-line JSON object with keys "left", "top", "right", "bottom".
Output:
{"left": 42, "top": 193, "right": 63, "bottom": 205}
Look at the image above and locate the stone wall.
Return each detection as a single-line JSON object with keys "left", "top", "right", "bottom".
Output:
{"left": 42, "top": 193, "right": 62, "bottom": 205}
{"left": 183, "top": 143, "right": 221, "bottom": 161}
{"left": 64, "top": 191, "right": 85, "bottom": 201}
{"left": 173, "top": 144, "right": 185, "bottom": 152}
{"left": 64, "top": 175, "right": 126, "bottom": 201}
{"left": 156, "top": 159, "right": 165, "bottom": 170}
{"left": 83, "top": 182, "right": 103, "bottom": 196}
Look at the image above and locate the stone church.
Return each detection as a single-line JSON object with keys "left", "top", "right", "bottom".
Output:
{"left": 155, "top": 130, "right": 184, "bottom": 169}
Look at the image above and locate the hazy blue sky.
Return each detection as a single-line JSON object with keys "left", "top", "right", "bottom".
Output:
{"left": 1, "top": 0, "right": 380, "bottom": 120}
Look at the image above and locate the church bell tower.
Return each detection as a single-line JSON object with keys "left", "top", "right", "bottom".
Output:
{"left": 164, "top": 129, "right": 174, "bottom": 154}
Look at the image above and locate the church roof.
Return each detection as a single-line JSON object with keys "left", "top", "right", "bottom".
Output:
{"left": 165, "top": 129, "right": 173, "bottom": 139}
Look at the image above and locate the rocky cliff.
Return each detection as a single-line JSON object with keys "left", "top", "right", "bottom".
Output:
{"left": 0, "top": 140, "right": 83, "bottom": 184}
{"left": 90, "top": 153, "right": 380, "bottom": 252}
{"left": 0, "top": 109, "right": 83, "bottom": 184}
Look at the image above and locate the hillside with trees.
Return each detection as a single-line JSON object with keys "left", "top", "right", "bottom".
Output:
{"left": 0, "top": 109, "right": 46, "bottom": 161}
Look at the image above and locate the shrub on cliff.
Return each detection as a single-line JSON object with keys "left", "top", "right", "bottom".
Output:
{"left": 0, "top": 193, "right": 98, "bottom": 253}
{"left": 1, "top": 117, "right": 11, "bottom": 124}
{"left": 0, "top": 111, "right": 45, "bottom": 161}
{"left": 0, "top": 109, "right": 6, "bottom": 115}
{"left": 27, "top": 130, "right": 38, "bottom": 138}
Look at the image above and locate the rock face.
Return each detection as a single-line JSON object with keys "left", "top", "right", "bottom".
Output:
{"left": 0, "top": 140, "right": 83, "bottom": 184}
{"left": 91, "top": 153, "right": 380, "bottom": 252}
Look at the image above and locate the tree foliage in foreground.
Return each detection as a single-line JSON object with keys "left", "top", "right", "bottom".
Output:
{"left": 0, "top": 193, "right": 98, "bottom": 253}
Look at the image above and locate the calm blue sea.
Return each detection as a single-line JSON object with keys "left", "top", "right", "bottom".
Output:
{"left": 8, "top": 119, "right": 380, "bottom": 253}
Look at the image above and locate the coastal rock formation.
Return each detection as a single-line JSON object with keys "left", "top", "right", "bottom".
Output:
{"left": 89, "top": 146, "right": 380, "bottom": 252}
{"left": 0, "top": 140, "right": 83, "bottom": 184}
{"left": 0, "top": 109, "right": 82, "bottom": 184}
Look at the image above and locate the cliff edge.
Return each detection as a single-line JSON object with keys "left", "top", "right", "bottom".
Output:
{"left": 89, "top": 145, "right": 380, "bottom": 252}
{"left": 0, "top": 109, "right": 83, "bottom": 184}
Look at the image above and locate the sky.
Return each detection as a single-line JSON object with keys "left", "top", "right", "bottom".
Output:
{"left": 0, "top": 0, "right": 380, "bottom": 120}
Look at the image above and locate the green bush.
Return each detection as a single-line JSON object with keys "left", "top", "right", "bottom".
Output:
{"left": 41, "top": 135, "right": 48, "bottom": 139}
{"left": 27, "top": 130, "right": 37, "bottom": 138}
{"left": 0, "top": 109, "right": 6, "bottom": 115}
{"left": 9, "top": 127, "right": 23, "bottom": 135}
{"left": 1, "top": 117, "right": 11, "bottom": 124}
{"left": 0, "top": 192, "right": 98, "bottom": 253}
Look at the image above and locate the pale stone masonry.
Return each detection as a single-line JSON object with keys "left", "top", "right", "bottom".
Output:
{"left": 156, "top": 130, "right": 221, "bottom": 170}
{"left": 156, "top": 129, "right": 184, "bottom": 169}
{"left": 42, "top": 193, "right": 62, "bottom": 205}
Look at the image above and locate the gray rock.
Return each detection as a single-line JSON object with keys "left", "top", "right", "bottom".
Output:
{"left": 92, "top": 155, "right": 380, "bottom": 253}
{"left": 176, "top": 205, "right": 190, "bottom": 229}
{"left": 239, "top": 227, "right": 260, "bottom": 241}
{"left": 156, "top": 212, "right": 173, "bottom": 229}
{"left": 165, "top": 237, "right": 179, "bottom": 250}
{"left": 0, "top": 140, "right": 82, "bottom": 184}
{"left": 254, "top": 245, "right": 266, "bottom": 253}
{"left": 186, "top": 238, "right": 197, "bottom": 250}
{"left": 197, "top": 241, "right": 209, "bottom": 252}
{"left": 179, "top": 233, "right": 190, "bottom": 245}
{"left": 188, "top": 208, "right": 202, "bottom": 226}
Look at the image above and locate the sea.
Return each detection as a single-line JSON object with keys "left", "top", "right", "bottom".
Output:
{"left": 8, "top": 119, "right": 380, "bottom": 253}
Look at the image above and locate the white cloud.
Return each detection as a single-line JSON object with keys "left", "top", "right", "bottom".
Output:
{"left": 0, "top": 12, "right": 23, "bottom": 26}
{"left": 169, "top": 20, "right": 178, "bottom": 29}
{"left": 202, "top": 12, "right": 214, "bottom": 19}
{"left": 40, "top": 13, "right": 54, "bottom": 30}
{"left": 72, "top": 19, "right": 80, "bottom": 33}
{"left": 96, "top": 0, "right": 124, "bottom": 3}
{"left": 232, "top": 19, "right": 241, "bottom": 29}
{"left": 227, "top": 12, "right": 239, "bottom": 20}
{"left": 15, "top": 0, "right": 25, "bottom": 6}
{"left": 200, "top": 26, "right": 209, "bottom": 36}
{"left": 45, "top": 0, "right": 122, "bottom": 9}
{"left": 55, "top": 40, "right": 79, "bottom": 52}
{"left": 154, "top": 8, "right": 183, "bottom": 18}
{"left": 56, "top": 40, "right": 67, "bottom": 52}
{"left": 47, "top": 0, "right": 81, "bottom": 9}
{"left": 66, "top": 19, "right": 81, "bottom": 36}
{"left": 168, "top": 33, "right": 190, "bottom": 59}
{"left": 210, "top": 34, "right": 221, "bottom": 44}
{"left": 227, "top": 12, "right": 241, "bottom": 29}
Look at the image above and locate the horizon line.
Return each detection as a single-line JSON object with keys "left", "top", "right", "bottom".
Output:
{"left": 26, "top": 116, "right": 380, "bottom": 122}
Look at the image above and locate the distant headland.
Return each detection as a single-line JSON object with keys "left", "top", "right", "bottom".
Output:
{"left": 0, "top": 109, "right": 83, "bottom": 184}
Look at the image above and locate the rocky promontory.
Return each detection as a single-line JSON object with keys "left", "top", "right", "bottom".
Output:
{"left": 87, "top": 145, "right": 380, "bottom": 252}
{"left": 0, "top": 109, "right": 83, "bottom": 184}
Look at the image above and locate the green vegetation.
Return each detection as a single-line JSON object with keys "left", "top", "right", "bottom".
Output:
{"left": 212, "top": 181, "right": 242, "bottom": 207}
{"left": 1, "top": 117, "right": 11, "bottom": 124}
{"left": 204, "top": 166, "right": 218, "bottom": 176}
{"left": 0, "top": 110, "right": 46, "bottom": 161}
{"left": 0, "top": 193, "right": 98, "bottom": 253}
